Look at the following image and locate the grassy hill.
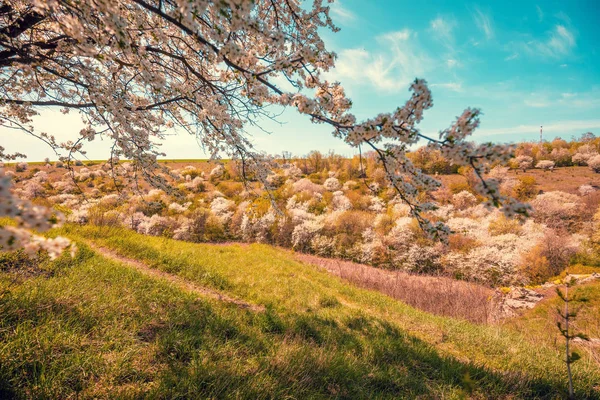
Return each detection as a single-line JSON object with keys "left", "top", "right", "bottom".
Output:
{"left": 0, "top": 225, "right": 599, "bottom": 399}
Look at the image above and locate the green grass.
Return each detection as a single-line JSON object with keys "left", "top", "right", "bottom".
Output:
{"left": 0, "top": 225, "right": 598, "bottom": 399}
{"left": 508, "top": 279, "right": 600, "bottom": 364}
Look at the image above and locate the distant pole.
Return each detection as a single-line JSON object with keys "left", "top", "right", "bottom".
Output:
{"left": 540, "top": 125, "right": 543, "bottom": 144}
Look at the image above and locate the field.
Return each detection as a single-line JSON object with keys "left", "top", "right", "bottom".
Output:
{"left": 0, "top": 225, "right": 598, "bottom": 399}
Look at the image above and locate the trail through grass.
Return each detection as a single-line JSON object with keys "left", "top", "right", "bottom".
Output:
{"left": 0, "top": 224, "right": 598, "bottom": 398}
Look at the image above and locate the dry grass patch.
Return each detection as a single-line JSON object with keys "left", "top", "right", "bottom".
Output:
{"left": 296, "top": 253, "right": 494, "bottom": 324}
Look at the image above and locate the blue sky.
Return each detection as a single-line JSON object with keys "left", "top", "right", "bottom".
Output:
{"left": 3, "top": 0, "right": 600, "bottom": 160}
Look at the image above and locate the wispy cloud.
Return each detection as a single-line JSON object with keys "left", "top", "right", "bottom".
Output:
{"left": 472, "top": 7, "right": 494, "bottom": 40}
{"left": 446, "top": 59, "right": 459, "bottom": 68}
{"left": 330, "top": 29, "right": 431, "bottom": 92}
{"left": 508, "top": 24, "right": 576, "bottom": 60}
{"left": 476, "top": 119, "right": 600, "bottom": 136}
{"left": 431, "top": 82, "right": 463, "bottom": 92}
{"left": 329, "top": 1, "right": 356, "bottom": 24}
{"left": 521, "top": 87, "right": 600, "bottom": 110}
{"left": 430, "top": 16, "right": 456, "bottom": 45}
{"left": 536, "top": 5, "right": 544, "bottom": 22}
{"left": 504, "top": 53, "right": 519, "bottom": 61}
{"left": 543, "top": 25, "right": 576, "bottom": 56}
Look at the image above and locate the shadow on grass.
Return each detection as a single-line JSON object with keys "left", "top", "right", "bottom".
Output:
{"left": 144, "top": 301, "right": 582, "bottom": 399}
{"left": 0, "top": 246, "right": 596, "bottom": 399}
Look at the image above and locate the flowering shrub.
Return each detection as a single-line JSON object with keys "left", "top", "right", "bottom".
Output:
{"left": 514, "top": 155, "right": 533, "bottom": 171}
{"left": 535, "top": 160, "right": 555, "bottom": 171}
{"left": 15, "top": 162, "right": 28, "bottom": 172}
{"left": 452, "top": 191, "right": 477, "bottom": 210}
{"left": 572, "top": 145, "right": 597, "bottom": 165}
{"left": 578, "top": 185, "right": 595, "bottom": 196}
{"left": 530, "top": 191, "right": 581, "bottom": 228}
{"left": 292, "top": 218, "right": 324, "bottom": 251}
{"left": 292, "top": 178, "right": 324, "bottom": 194}
{"left": 323, "top": 177, "right": 341, "bottom": 191}
{"left": 210, "top": 197, "right": 235, "bottom": 223}
{"left": 588, "top": 155, "right": 600, "bottom": 173}
{"left": 0, "top": 169, "right": 74, "bottom": 259}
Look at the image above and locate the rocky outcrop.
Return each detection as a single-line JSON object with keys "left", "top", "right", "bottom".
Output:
{"left": 491, "top": 287, "right": 544, "bottom": 320}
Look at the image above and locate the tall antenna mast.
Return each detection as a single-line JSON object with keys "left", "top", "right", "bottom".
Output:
{"left": 540, "top": 125, "right": 543, "bottom": 144}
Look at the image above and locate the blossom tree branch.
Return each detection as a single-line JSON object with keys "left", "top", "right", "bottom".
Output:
{"left": 0, "top": 0, "right": 529, "bottom": 255}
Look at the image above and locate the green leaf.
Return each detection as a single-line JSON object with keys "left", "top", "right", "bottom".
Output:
{"left": 568, "top": 352, "right": 581, "bottom": 363}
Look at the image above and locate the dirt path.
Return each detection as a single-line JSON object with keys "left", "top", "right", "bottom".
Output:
{"left": 87, "top": 241, "right": 264, "bottom": 312}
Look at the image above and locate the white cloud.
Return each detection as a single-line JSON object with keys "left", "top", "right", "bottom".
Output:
{"left": 508, "top": 24, "right": 576, "bottom": 60}
{"left": 472, "top": 8, "right": 494, "bottom": 40}
{"left": 536, "top": 5, "right": 544, "bottom": 22}
{"left": 546, "top": 25, "right": 575, "bottom": 55}
{"left": 430, "top": 16, "right": 456, "bottom": 44}
{"left": 476, "top": 120, "right": 600, "bottom": 137}
{"left": 504, "top": 53, "right": 519, "bottom": 61}
{"left": 430, "top": 82, "right": 463, "bottom": 92}
{"left": 524, "top": 99, "right": 551, "bottom": 108}
{"left": 446, "top": 59, "right": 459, "bottom": 68}
{"left": 329, "top": 1, "right": 356, "bottom": 24}
{"left": 329, "top": 29, "right": 431, "bottom": 92}
{"left": 518, "top": 25, "right": 576, "bottom": 58}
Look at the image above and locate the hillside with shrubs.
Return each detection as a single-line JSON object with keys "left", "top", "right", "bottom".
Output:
{"left": 5, "top": 134, "right": 600, "bottom": 288}
{"left": 2, "top": 134, "right": 600, "bottom": 398}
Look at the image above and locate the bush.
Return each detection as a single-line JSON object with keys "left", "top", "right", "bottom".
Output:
{"left": 15, "top": 162, "right": 28, "bottom": 172}
{"left": 514, "top": 155, "right": 533, "bottom": 172}
{"left": 326, "top": 210, "right": 372, "bottom": 239}
{"left": 488, "top": 215, "right": 522, "bottom": 236}
{"left": 323, "top": 177, "right": 341, "bottom": 191}
{"left": 448, "top": 181, "right": 471, "bottom": 194}
{"left": 452, "top": 191, "right": 477, "bottom": 210}
{"left": 588, "top": 154, "right": 600, "bottom": 173}
{"left": 520, "top": 245, "right": 552, "bottom": 284}
{"left": 216, "top": 181, "right": 244, "bottom": 198}
{"left": 535, "top": 160, "right": 555, "bottom": 171}
{"left": 513, "top": 176, "right": 537, "bottom": 201}
{"left": 530, "top": 191, "right": 581, "bottom": 229}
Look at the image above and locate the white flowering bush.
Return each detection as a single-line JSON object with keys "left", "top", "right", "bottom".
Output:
{"left": 487, "top": 166, "right": 509, "bottom": 182}
{"left": 579, "top": 185, "right": 595, "bottom": 196}
{"left": 0, "top": 169, "right": 74, "bottom": 259}
{"left": 452, "top": 191, "right": 478, "bottom": 210}
{"left": 535, "top": 160, "right": 555, "bottom": 171}
{"left": 292, "top": 178, "right": 324, "bottom": 194}
{"left": 15, "top": 162, "right": 28, "bottom": 172}
{"left": 210, "top": 197, "right": 235, "bottom": 223}
{"left": 530, "top": 191, "right": 581, "bottom": 228}
{"left": 168, "top": 202, "right": 190, "bottom": 213}
{"left": 292, "top": 217, "right": 324, "bottom": 251}
{"left": 588, "top": 155, "right": 600, "bottom": 173}
{"left": 323, "top": 177, "right": 341, "bottom": 191}
{"left": 209, "top": 165, "right": 225, "bottom": 180}
{"left": 514, "top": 155, "right": 533, "bottom": 171}
{"left": 331, "top": 191, "right": 352, "bottom": 211}
{"left": 572, "top": 145, "right": 597, "bottom": 166}
{"left": 443, "top": 246, "right": 523, "bottom": 286}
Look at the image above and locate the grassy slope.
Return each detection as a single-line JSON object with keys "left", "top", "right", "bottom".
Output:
{"left": 0, "top": 226, "right": 598, "bottom": 399}
{"left": 507, "top": 279, "right": 600, "bottom": 365}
